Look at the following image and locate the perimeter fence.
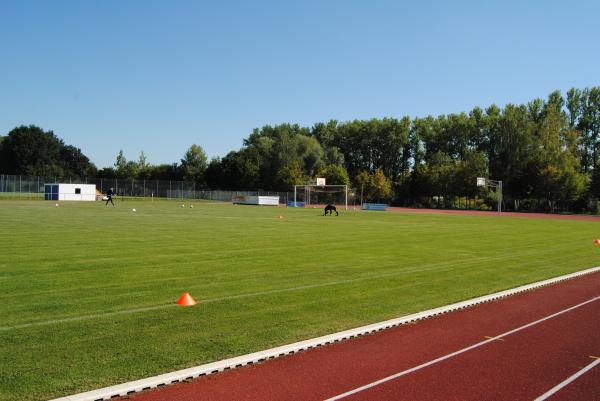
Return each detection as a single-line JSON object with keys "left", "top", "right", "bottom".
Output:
{"left": 0, "top": 174, "right": 362, "bottom": 206}
{"left": 0, "top": 174, "right": 296, "bottom": 203}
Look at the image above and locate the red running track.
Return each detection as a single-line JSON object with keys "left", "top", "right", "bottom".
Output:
{"left": 124, "top": 272, "right": 600, "bottom": 401}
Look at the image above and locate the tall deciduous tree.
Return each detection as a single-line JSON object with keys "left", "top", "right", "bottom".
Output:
{"left": 355, "top": 169, "right": 392, "bottom": 203}
{"left": 316, "top": 164, "right": 350, "bottom": 186}
{"left": 181, "top": 144, "right": 207, "bottom": 184}
{"left": 0, "top": 125, "right": 95, "bottom": 177}
{"left": 60, "top": 145, "right": 96, "bottom": 177}
{"left": 114, "top": 150, "right": 134, "bottom": 178}
{"left": 137, "top": 151, "right": 151, "bottom": 179}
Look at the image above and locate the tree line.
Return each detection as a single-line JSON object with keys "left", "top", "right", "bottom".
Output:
{"left": 1, "top": 87, "right": 599, "bottom": 212}
{"left": 0, "top": 126, "right": 208, "bottom": 184}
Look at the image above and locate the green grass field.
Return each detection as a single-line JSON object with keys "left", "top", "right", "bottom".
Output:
{"left": 1, "top": 200, "right": 598, "bottom": 401}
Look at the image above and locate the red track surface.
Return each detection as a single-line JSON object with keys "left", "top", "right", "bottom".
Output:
{"left": 124, "top": 272, "right": 600, "bottom": 401}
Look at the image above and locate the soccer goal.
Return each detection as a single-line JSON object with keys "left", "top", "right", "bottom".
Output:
{"left": 292, "top": 183, "right": 349, "bottom": 210}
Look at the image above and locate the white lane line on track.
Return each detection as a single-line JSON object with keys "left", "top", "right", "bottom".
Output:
{"left": 323, "top": 295, "right": 600, "bottom": 401}
{"left": 533, "top": 357, "right": 600, "bottom": 401}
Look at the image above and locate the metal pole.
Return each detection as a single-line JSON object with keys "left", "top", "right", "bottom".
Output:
{"left": 294, "top": 185, "right": 297, "bottom": 207}
{"left": 498, "top": 181, "right": 503, "bottom": 213}
{"left": 345, "top": 185, "right": 348, "bottom": 210}
{"left": 361, "top": 184, "right": 364, "bottom": 206}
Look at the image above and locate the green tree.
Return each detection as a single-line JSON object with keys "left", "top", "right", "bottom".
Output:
{"left": 0, "top": 125, "right": 95, "bottom": 177}
{"left": 137, "top": 151, "right": 151, "bottom": 179}
{"left": 148, "top": 163, "right": 181, "bottom": 180}
{"left": 487, "top": 103, "right": 533, "bottom": 203}
{"left": 590, "top": 162, "right": 600, "bottom": 200}
{"left": 204, "top": 158, "right": 223, "bottom": 189}
{"left": 316, "top": 164, "right": 350, "bottom": 186}
{"left": 181, "top": 144, "right": 207, "bottom": 184}
{"left": 97, "top": 167, "right": 117, "bottom": 178}
{"left": 453, "top": 151, "right": 487, "bottom": 198}
{"left": 355, "top": 169, "right": 392, "bottom": 203}
{"left": 371, "top": 169, "right": 392, "bottom": 201}
{"left": 114, "top": 150, "right": 138, "bottom": 179}
{"left": 59, "top": 145, "right": 97, "bottom": 178}
{"left": 276, "top": 160, "right": 307, "bottom": 188}
{"left": 114, "top": 150, "right": 127, "bottom": 177}
{"left": 529, "top": 91, "right": 586, "bottom": 211}
{"left": 577, "top": 87, "right": 600, "bottom": 172}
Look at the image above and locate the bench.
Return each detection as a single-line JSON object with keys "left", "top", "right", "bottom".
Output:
{"left": 362, "top": 203, "right": 388, "bottom": 211}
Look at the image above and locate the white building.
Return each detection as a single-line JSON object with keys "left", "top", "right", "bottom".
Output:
{"left": 44, "top": 183, "right": 97, "bottom": 201}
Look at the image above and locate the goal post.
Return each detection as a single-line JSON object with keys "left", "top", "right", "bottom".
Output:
{"left": 292, "top": 184, "right": 348, "bottom": 210}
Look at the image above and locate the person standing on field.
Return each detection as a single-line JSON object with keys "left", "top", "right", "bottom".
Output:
{"left": 105, "top": 187, "right": 115, "bottom": 206}
{"left": 323, "top": 203, "right": 338, "bottom": 216}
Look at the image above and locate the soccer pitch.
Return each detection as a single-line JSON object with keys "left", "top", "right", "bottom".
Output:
{"left": 0, "top": 200, "right": 598, "bottom": 401}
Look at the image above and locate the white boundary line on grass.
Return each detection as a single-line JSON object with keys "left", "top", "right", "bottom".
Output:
{"left": 51, "top": 266, "right": 600, "bottom": 401}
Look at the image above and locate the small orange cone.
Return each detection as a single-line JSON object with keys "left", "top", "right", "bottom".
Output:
{"left": 594, "top": 239, "right": 600, "bottom": 244}
{"left": 176, "top": 292, "right": 197, "bottom": 306}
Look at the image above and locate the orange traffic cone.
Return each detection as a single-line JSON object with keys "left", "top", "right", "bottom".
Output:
{"left": 176, "top": 292, "right": 197, "bottom": 306}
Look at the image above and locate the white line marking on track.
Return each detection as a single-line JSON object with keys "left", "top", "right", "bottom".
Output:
{"left": 323, "top": 295, "right": 600, "bottom": 401}
{"left": 533, "top": 357, "right": 600, "bottom": 401}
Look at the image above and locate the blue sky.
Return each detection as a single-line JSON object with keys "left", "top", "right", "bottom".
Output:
{"left": 1, "top": 0, "right": 599, "bottom": 168}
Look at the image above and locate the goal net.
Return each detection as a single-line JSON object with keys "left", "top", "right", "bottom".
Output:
{"left": 292, "top": 185, "right": 351, "bottom": 210}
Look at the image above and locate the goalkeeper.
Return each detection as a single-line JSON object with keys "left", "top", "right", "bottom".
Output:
{"left": 323, "top": 203, "right": 338, "bottom": 216}
{"left": 105, "top": 187, "right": 115, "bottom": 207}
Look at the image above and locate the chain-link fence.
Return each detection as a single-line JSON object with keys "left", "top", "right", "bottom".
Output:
{"left": 0, "top": 174, "right": 295, "bottom": 203}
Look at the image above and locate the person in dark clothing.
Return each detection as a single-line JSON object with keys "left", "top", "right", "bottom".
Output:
{"left": 105, "top": 188, "right": 115, "bottom": 206}
{"left": 323, "top": 203, "right": 338, "bottom": 216}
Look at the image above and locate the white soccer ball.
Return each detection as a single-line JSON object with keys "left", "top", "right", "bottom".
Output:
{"left": 132, "top": 208, "right": 136, "bottom": 212}
{"left": 181, "top": 204, "right": 185, "bottom": 208}
{"left": 55, "top": 203, "right": 59, "bottom": 207}
{"left": 190, "top": 205, "right": 194, "bottom": 208}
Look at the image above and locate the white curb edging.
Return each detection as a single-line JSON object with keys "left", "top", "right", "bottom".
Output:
{"left": 51, "top": 266, "right": 600, "bottom": 401}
